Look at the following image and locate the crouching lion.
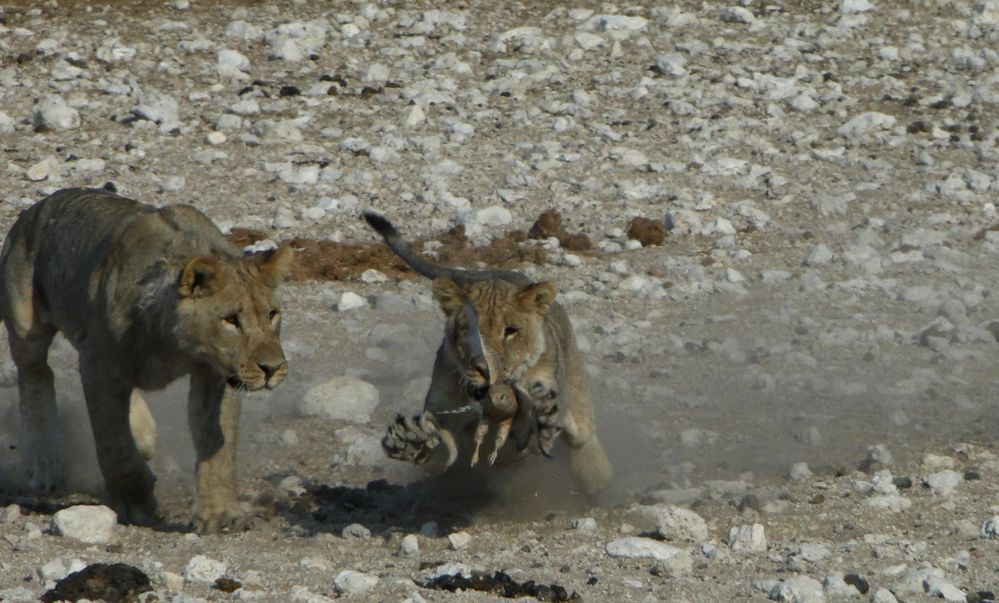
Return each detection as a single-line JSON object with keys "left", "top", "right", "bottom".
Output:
{"left": 0, "top": 188, "right": 293, "bottom": 533}
{"left": 363, "top": 211, "right": 612, "bottom": 495}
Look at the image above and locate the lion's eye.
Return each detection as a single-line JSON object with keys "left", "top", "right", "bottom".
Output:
{"left": 223, "top": 314, "right": 241, "bottom": 328}
{"left": 504, "top": 325, "right": 520, "bottom": 338}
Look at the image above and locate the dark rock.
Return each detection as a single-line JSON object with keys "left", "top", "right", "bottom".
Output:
{"left": 844, "top": 573, "right": 869, "bottom": 594}
{"left": 420, "top": 570, "right": 579, "bottom": 601}
{"left": 214, "top": 576, "right": 242, "bottom": 593}
{"left": 892, "top": 476, "right": 913, "bottom": 489}
{"left": 41, "top": 563, "right": 151, "bottom": 603}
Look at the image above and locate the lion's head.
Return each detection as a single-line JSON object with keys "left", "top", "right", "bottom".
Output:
{"left": 174, "top": 245, "right": 294, "bottom": 391}
{"left": 432, "top": 277, "right": 555, "bottom": 400}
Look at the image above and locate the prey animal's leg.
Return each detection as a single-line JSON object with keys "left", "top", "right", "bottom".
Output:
{"left": 471, "top": 418, "right": 489, "bottom": 467}
{"left": 487, "top": 418, "right": 513, "bottom": 465}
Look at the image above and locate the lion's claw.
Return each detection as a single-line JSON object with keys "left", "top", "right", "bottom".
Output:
{"left": 382, "top": 411, "right": 441, "bottom": 465}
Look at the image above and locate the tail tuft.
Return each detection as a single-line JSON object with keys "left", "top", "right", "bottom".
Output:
{"left": 362, "top": 210, "right": 397, "bottom": 238}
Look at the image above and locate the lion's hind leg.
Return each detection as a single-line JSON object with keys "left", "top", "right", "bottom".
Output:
{"left": 9, "top": 324, "right": 62, "bottom": 493}
{"left": 561, "top": 411, "right": 613, "bottom": 495}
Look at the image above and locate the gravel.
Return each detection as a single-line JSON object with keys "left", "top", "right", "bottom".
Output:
{"left": 1, "top": 0, "right": 999, "bottom": 600}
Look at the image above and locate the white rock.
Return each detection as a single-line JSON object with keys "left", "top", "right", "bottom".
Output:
{"left": 720, "top": 6, "right": 756, "bottom": 24}
{"left": 26, "top": 156, "right": 62, "bottom": 182}
{"left": 869, "top": 587, "right": 898, "bottom": 603}
{"left": 804, "top": 244, "right": 833, "bottom": 266}
{"left": 723, "top": 268, "right": 745, "bottom": 283}
{"left": 841, "top": 0, "right": 875, "bottom": 13}
{"left": 822, "top": 575, "right": 855, "bottom": 598}
{"left": 365, "top": 63, "right": 389, "bottom": 83}
{"left": 727, "top": 524, "right": 767, "bottom": 553}
{"left": 655, "top": 506, "right": 709, "bottom": 543}
{"left": 655, "top": 54, "right": 687, "bottom": 77}
{"left": 705, "top": 218, "right": 736, "bottom": 236}
{"left": 343, "top": 523, "right": 371, "bottom": 539}
{"left": 333, "top": 570, "right": 379, "bottom": 596}
{"left": 972, "top": 0, "right": 999, "bottom": 26}
{"left": 37, "top": 556, "right": 86, "bottom": 582}
{"left": 866, "top": 494, "right": 911, "bottom": 512}
{"left": 590, "top": 15, "right": 648, "bottom": 32}
{"left": 206, "top": 131, "right": 227, "bottom": 145}
{"left": 298, "top": 375, "right": 380, "bottom": 423}
{"left": 34, "top": 97, "right": 80, "bottom": 130}
{"left": 573, "top": 517, "right": 598, "bottom": 532}
{"left": 183, "top": 555, "right": 227, "bottom": 584}
{"left": 792, "top": 543, "right": 830, "bottom": 563}
{"left": 403, "top": 105, "right": 426, "bottom": 127}
{"left": 605, "top": 537, "right": 684, "bottom": 561}
{"left": 458, "top": 206, "right": 513, "bottom": 238}
{"left": 838, "top": 112, "right": 896, "bottom": 138}
{"left": 2, "top": 505, "right": 21, "bottom": 523}
{"left": 217, "top": 48, "right": 251, "bottom": 73}
{"left": 789, "top": 462, "right": 813, "bottom": 481}
{"left": 923, "top": 470, "right": 962, "bottom": 497}
{"left": 52, "top": 505, "right": 117, "bottom": 544}
{"left": 770, "top": 575, "right": 825, "bottom": 602}
{"left": 0, "top": 111, "right": 15, "bottom": 133}
{"left": 864, "top": 444, "right": 894, "bottom": 467}
{"left": 926, "top": 576, "right": 968, "bottom": 602}
{"left": 338, "top": 291, "right": 368, "bottom": 311}
{"left": 133, "top": 91, "right": 181, "bottom": 132}
{"left": 922, "top": 453, "right": 955, "bottom": 470}
{"left": 981, "top": 516, "right": 999, "bottom": 539}
{"left": 448, "top": 531, "right": 471, "bottom": 550}
{"left": 290, "top": 585, "right": 335, "bottom": 603}
{"left": 399, "top": 534, "right": 419, "bottom": 557}
{"left": 0, "top": 587, "right": 35, "bottom": 602}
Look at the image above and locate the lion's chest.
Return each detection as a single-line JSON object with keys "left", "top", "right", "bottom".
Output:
{"left": 132, "top": 351, "right": 192, "bottom": 390}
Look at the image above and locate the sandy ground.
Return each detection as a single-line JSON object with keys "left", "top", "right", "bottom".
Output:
{"left": 1, "top": 0, "right": 999, "bottom": 601}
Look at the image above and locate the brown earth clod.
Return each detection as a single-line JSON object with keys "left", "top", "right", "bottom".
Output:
{"left": 229, "top": 215, "right": 558, "bottom": 283}
{"left": 528, "top": 209, "right": 593, "bottom": 251}
{"left": 626, "top": 217, "right": 667, "bottom": 247}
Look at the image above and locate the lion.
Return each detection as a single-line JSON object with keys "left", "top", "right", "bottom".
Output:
{"left": 0, "top": 188, "right": 293, "bottom": 533}
{"left": 362, "top": 211, "right": 612, "bottom": 494}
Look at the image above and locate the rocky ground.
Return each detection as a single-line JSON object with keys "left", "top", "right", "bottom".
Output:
{"left": 2, "top": 0, "right": 999, "bottom": 601}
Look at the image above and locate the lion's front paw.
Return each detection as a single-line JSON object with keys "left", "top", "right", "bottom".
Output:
{"left": 533, "top": 398, "right": 562, "bottom": 458}
{"left": 110, "top": 492, "right": 159, "bottom": 527}
{"left": 194, "top": 505, "right": 255, "bottom": 535}
{"left": 382, "top": 412, "right": 441, "bottom": 465}
{"left": 528, "top": 380, "right": 558, "bottom": 401}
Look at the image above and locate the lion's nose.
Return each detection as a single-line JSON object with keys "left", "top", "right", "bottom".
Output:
{"left": 259, "top": 361, "right": 284, "bottom": 381}
{"left": 471, "top": 356, "right": 490, "bottom": 382}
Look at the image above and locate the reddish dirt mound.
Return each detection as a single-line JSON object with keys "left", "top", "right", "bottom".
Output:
{"left": 626, "top": 217, "right": 666, "bottom": 247}
{"left": 527, "top": 209, "right": 592, "bottom": 251}
{"left": 229, "top": 211, "right": 596, "bottom": 283}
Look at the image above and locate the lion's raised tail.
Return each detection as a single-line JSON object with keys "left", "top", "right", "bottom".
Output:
{"left": 362, "top": 210, "right": 528, "bottom": 285}
{"left": 362, "top": 210, "right": 451, "bottom": 280}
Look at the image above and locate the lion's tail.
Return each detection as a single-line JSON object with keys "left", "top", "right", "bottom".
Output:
{"left": 362, "top": 210, "right": 452, "bottom": 280}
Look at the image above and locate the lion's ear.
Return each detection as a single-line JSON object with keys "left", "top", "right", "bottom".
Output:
{"left": 250, "top": 244, "right": 294, "bottom": 287}
{"left": 432, "top": 277, "right": 464, "bottom": 315}
{"left": 518, "top": 281, "right": 557, "bottom": 314}
{"left": 179, "top": 256, "right": 221, "bottom": 298}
